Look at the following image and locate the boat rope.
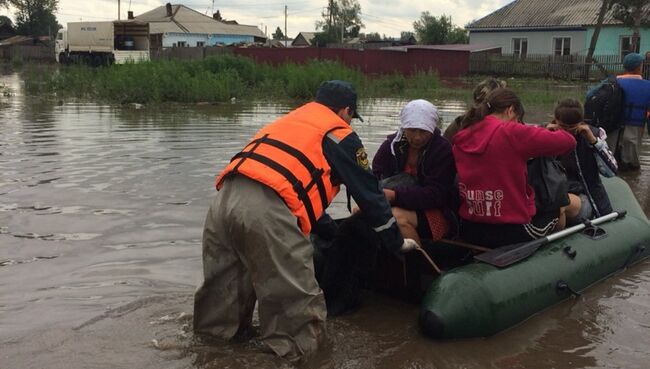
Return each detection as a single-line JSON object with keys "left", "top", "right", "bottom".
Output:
{"left": 414, "top": 244, "right": 442, "bottom": 274}
{"left": 441, "top": 238, "right": 491, "bottom": 253}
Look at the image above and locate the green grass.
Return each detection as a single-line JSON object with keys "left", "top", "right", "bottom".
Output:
{"left": 19, "top": 54, "right": 588, "bottom": 107}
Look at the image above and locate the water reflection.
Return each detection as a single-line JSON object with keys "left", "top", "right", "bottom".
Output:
{"left": 1, "top": 71, "right": 650, "bottom": 368}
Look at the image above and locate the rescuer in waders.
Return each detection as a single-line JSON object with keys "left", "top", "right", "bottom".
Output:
{"left": 608, "top": 53, "right": 650, "bottom": 171}
{"left": 193, "top": 80, "right": 417, "bottom": 361}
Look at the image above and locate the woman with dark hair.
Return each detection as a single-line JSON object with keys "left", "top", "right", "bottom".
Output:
{"left": 443, "top": 77, "right": 507, "bottom": 141}
{"left": 549, "top": 98, "right": 617, "bottom": 229}
{"left": 452, "top": 88, "right": 576, "bottom": 247}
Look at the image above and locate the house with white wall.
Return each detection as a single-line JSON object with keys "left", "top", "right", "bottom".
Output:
{"left": 134, "top": 3, "right": 265, "bottom": 51}
{"left": 467, "top": 0, "right": 650, "bottom": 58}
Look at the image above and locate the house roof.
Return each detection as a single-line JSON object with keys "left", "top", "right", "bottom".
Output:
{"left": 135, "top": 4, "right": 265, "bottom": 38}
{"left": 292, "top": 32, "right": 316, "bottom": 46}
{"left": 0, "top": 35, "right": 49, "bottom": 46}
{"left": 468, "top": 0, "right": 650, "bottom": 30}
{"left": 381, "top": 44, "right": 501, "bottom": 53}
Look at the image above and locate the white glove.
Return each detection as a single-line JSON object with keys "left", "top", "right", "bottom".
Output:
{"left": 400, "top": 238, "right": 418, "bottom": 253}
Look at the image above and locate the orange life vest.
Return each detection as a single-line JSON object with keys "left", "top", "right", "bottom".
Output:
{"left": 216, "top": 102, "right": 353, "bottom": 234}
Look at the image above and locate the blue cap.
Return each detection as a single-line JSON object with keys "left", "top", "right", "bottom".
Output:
{"left": 315, "top": 80, "right": 363, "bottom": 121}
{"left": 623, "top": 53, "right": 644, "bottom": 71}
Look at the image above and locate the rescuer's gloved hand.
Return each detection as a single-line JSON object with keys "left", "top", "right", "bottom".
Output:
{"left": 400, "top": 238, "right": 418, "bottom": 253}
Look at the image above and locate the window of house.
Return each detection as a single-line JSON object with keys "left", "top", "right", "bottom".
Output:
{"left": 620, "top": 36, "right": 641, "bottom": 58}
{"left": 513, "top": 38, "right": 528, "bottom": 58}
{"left": 553, "top": 37, "right": 571, "bottom": 56}
{"left": 177, "top": 41, "right": 187, "bottom": 47}
{"left": 196, "top": 41, "right": 205, "bottom": 47}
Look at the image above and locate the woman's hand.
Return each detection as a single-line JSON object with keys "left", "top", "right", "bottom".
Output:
{"left": 383, "top": 188, "right": 396, "bottom": 204}
{"left": 546, "top": 120, "right": 561, "bottom": 131}
{"left": 574, "top": 123, "right": 598, "bottom": 145}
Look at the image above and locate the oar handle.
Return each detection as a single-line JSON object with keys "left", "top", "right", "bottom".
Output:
{"left": 545, "top": 211, "right": 624, "bottom": 243}
{"left": 475, "top": 210, "right": 627, "bottom": 268}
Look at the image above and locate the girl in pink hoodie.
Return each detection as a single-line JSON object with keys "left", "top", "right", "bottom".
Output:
{"left": 452, "top": 88, "right": 576, "bottom": 247}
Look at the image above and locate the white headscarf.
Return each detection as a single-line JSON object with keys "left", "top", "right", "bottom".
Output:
{"left": 390, "top": 99, "right": 439, "bottom": 155}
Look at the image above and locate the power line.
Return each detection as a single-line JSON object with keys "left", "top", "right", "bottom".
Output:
{"left": 362, "top": 13, "right": 411, "bottom": 30}
{"left": 259, "top": 7, "right": 323, "bottom": 19}
{"left": 184, "top": 1, "right": 313, "bottom": 8}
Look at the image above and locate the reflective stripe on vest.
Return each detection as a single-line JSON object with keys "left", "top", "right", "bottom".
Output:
{"left": 216, "top": 102, "right": 351, "bottom": 234}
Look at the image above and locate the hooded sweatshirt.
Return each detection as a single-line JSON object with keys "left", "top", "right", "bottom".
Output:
{"left": 453, "top": 115, "right": 576, "bottom": 224}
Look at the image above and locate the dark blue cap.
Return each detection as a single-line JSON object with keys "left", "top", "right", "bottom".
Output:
{"left": 315, "top": 80, "right": 363, "bottom": 121}
{"left": 623, "top": 53, "right": 644, "bottom": 71}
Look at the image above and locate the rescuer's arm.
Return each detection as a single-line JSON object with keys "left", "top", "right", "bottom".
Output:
{"left": 322, "top": 130, "right": 404, "bottom": 253}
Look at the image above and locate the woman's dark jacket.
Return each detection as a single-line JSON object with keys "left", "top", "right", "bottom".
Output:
{"left": 372, "top": 129, "right": 457, "bottom": 217}
{"left": 558, "top": 125, "right": 614, "bottom": 217}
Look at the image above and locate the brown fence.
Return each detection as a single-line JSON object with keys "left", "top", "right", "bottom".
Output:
{"left": 150, "top": 46, "right": 230, "bottom": 60}
{"left": 0, "top": 45, "right": 54, "bottom": 61}
{"left": 233, "top": 47, "right": 470, "bottom": 77}
{"left": 469, "top": 53, "right": 630, "bottom": 80}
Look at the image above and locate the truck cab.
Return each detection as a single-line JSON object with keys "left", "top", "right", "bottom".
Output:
{"left": 55, "top": 29, "right": 66, "bottom": 63}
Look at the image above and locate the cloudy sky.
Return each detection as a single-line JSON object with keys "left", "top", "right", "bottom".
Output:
{"left": 1, "top": 0, "right": 512, "bottom": 38}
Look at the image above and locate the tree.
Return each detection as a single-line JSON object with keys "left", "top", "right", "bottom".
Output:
{"left": 585, "top": 0, "right": 611, "bottom": 79}
{"left": 365, "top": 32, "right": 381, "bottom": 41}
{"left": 315, "top": 0, "right": 364, "bottom": 43}
{"left": 13, "top": 0, "right": 60, "bottom": 37}
{"left": 413, "top": 12, "right": 468, "bottom": 44}
{"left": 272, "top": 26, "right": 285, "bottom": 40}
{"left": 610, "top": 0, "right": 650, "bottom": 54}
{"left": 400, "top": 31, "right": 415, "bottom": 41}
{"left": 0, "top": 15, "right": 12, "bottom": 28}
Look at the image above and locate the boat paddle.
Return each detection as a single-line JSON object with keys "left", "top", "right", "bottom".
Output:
{"left": 474, "top": 210, "right": 627, "bottom": 268}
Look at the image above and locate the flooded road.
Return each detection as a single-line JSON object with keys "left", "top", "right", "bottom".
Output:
{"left": 2, "top": 71, "right": 650, "bottom": 369}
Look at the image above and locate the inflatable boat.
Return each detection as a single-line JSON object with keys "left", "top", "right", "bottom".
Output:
{"left": 419, "top": 176, "right": 650, "bottom": 339}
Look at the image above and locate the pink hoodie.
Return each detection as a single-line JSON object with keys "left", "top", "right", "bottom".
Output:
{"left": 453, "top": 115, "right": 576, "bottom": 224}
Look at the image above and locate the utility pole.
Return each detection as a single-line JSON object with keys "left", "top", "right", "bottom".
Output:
{"left": 328, "top": 0, "right": 333, "bottom": 30}
{"left": 284, "top": 5, "right": 288, "bottom": 44}
{"left": 118, "top": 0, "right": 121, "bottom": 20}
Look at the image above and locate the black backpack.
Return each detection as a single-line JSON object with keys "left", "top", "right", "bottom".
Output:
{"left": 584, "top": 76, "right": 625, "bottom": 133}
{"left": 528, "top": 157, "right": 570, "bottom": 213}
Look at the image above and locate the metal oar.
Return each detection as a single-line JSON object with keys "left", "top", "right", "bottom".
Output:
{"left": 474, "top": 210, "right": 627, "bottom": 268}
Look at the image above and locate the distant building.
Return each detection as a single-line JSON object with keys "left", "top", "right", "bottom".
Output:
{"left": 135, "top": 3, "right": 266, "bottom": 51}
{"left": 292, "top": 32, "right": 316, "bottom": 47}
{"left": 0, "top": 35, "right": 49, "bottom": 47}
{"left": 467, "top": 0, "right": 650, "bottom": 58}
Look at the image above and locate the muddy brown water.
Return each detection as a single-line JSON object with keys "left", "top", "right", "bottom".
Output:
{"left": 1, "top": 72, "right": 650, "bottom": 369}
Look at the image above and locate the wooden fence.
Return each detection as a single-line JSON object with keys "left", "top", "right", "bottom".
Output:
{"left": 469, "top": 53, "right": 633, "bottom": 80}
{"left": 0, "top": 45, "right": 54, "bottom": 62}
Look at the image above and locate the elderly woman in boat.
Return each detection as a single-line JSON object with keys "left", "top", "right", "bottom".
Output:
{"left": 372, "top": 99, "right": 457, "bottom": 245}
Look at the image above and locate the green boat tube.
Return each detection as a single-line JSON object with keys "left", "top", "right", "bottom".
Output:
{"left": 419, "top": 176, "right": 650, "bottom": 339}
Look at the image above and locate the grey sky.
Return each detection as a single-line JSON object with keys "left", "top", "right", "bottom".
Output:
{"left": 1, "top": 0, "right": 512, "bottom": 38}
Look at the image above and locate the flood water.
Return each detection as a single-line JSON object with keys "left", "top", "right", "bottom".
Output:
{"left": 2, "top": 71, "right": 650, "bottom": 369}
